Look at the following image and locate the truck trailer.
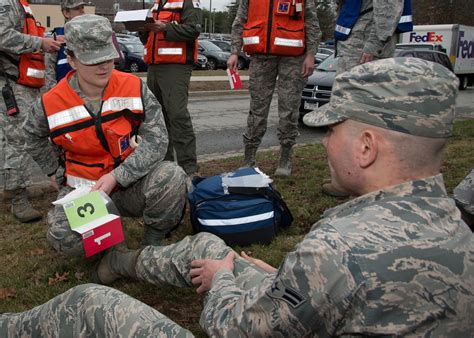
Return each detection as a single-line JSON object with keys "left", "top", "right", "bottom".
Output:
{"left": 400, "top": 24, "right": 474, "bottom": 90}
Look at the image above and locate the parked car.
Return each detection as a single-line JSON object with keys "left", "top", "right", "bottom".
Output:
{"left": 299, "top": 48, "right": 454, "bottom": 118}
{"left": 315, "top": 47, "right": 334, "bottom": 65}
{"left": 197, "top": 40, "right": 231, "bottom": 70}
{"left": 194, "top": 53, "right": 209, "bottom": 70}
{"left": 115, "top": 41, "right": 148, "bottom": 73}
{"left": 208, "top": 40, "right": 250, "bottom": 69}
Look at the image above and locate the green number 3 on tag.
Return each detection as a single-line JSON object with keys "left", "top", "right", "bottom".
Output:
{"left": 63, "top": 191, "right": 108, "bottom": 230}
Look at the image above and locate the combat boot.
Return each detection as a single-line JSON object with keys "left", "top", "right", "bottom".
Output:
{"left": 243, "top": 145, "right": 257, "bottom": 167}
{"left": 8, "top": 188, "right": 42, "bottom": 223}
{"left": 274, "top": 145, "right": 293, "bottom": 177}
{"left": 142, "top": 225, "right": 166, "bottom": 246}
{"left": 95, "top": 245, "right": 142, "bottom": 285}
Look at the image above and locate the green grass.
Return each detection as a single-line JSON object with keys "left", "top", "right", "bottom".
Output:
{"left": 0, "top": 120, "right": 473, "bottom": 335}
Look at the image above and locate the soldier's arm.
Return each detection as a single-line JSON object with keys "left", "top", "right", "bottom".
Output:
{"left": 22, "top": 98, "right": 59, "bottom": 177}
{"left": 315, "top": 0, "right": 336, "bottom": 42}
{"left": 230, "top": 0, "right": 247, "bottom": 55}
{"left": 163, "top": 0, "right": 202, "bottom": 42}
{"left": 304, "top": 0, "right": 321, "bottom": 56}
{"left": 112, "top": 80, "right": 169, "bottom": 188}
{"left": 44, "top": 52, "right": 58, "bottom": 91}
{"left": 201, "top": 223, "right": 358, "bottom": 336}
{"left": 0, "top": 0, "right": 42, "bottom": 55}
{"left": 363, "top": 0, "right": 403, "bottom": 55}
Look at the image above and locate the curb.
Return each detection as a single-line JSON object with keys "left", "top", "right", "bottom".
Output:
{"left": 189, "top": 89, "right": 248, "bottom": 97}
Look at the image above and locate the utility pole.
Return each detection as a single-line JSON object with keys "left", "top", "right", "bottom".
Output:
{"left": 209, "top": 0, "right": 212, "bottom": 39}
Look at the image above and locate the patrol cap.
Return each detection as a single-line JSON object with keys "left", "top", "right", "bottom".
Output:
{"left": 61, "top": 0, "right": 87, "bottom": 10}
{"left": 64, "top": 14, "right": 119, "bottom": 65}
{"left": 303, "top": 57, "right": 459, "bottom": 138}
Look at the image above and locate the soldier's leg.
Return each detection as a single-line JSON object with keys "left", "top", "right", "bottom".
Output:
{"left": 136, "top": 232, "right": 270, "bottom": 290}
{"left": 0, "top": 284, "right": 193, "bottom": 337}
{"left": 154, "top": 64, "right": 198, "bottom": 175}
{"left": 146, "top": 65, "right": 175, "bottom": 162}
{"left": 112, "top": 161, "right": 188, "bottom": 246}
{"left": 46, "top": 186, "right": 85, "bottom": 256}
{"left": 1, "top": 83, "right": 42, "bottom": 221}
{"left": 274, "top": 55, "right": 306, "bottom": 176}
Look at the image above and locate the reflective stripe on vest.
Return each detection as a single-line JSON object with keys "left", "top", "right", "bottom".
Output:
{"left": 334, "top": 0, "right": 363, "bottom": 41}
{"left": 26, "top": 68, "right": 45, "bottom": 78}
{"left": 274, "top": 37, "right": 304, "bottom": 48}
{"left": 163, "top": 1, "right": 183, "bottom": 8}
{"left": 198, "top": 211, "right": 275, "bottom": 226}
{"left": 243, "top": 36, "right": 260, "bottom": 45}
{"left": 66, "top": 175, "right": 96, "bottom": 188}
{"left": 396, "top": 0, "right": 413, "bottom": 33}
{"left": 158, "top": 48, "right": 183, "bottom": 55}
{"left": 47, "top": 105, "right": 90, "bottom": 130}
{"left": 101, "top": 97, "right": 143, "bottom": 112}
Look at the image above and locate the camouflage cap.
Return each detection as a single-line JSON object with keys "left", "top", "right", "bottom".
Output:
{"left": 64, "top": 14, "right": 119, "bottom": 65}
{"left": 61, "top": 0, "right": 87, "bottom": 10}
{"left": 303, "top": 57, "right": 459, "bottom": 138}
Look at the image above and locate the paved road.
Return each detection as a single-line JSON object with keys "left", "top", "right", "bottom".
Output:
{"left": 1, "top": 87, "right": 473, "bottom": 188}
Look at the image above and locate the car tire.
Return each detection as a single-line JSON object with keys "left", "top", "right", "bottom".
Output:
{"left": 237, "top": 57, "right": 246, "bottom": 70}
{"left": 458, "top": 75, "right": 468, "bottom": 90}
{"left": 129, "top": 62, "right": 140, "bottom": 73}
{"left": 207, "top": 58, "right": 217, "bottom": 70}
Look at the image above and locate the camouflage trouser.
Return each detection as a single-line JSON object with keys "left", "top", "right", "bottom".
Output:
{"left": 136, "top": 232, "right": 271, "bottom": 328}
{"left": 0, "top": 79, "right": 40, "bottom": 190}
{"left": 0, "top": 283, "right": 193, "bottom": 337}
{"left": 454, "top": 169, "right": 474, "bottom": 216}
{"left": 47, "top": 161, "right": 188, "bottom": 257}
{"left": 147, "top": 64, "right": 198, "bottom": 175}
{"left": 244, "top": 54, "right": 308, "bottom": 148}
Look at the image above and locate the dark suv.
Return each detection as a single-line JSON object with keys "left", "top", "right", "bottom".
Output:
{"left": 197, "top": 40, "right": 231, "bottom": 70}
{"left": 299, "top": 49, "right": 454, "bottom": 117}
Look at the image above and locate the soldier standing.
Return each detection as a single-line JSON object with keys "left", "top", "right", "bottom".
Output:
{"left": 94, "top": 58, "right": 474, "bottom": 336}
{"left": 43, "top": 0, "right": 86, "bottom": 91}
{"left": 228, "top": 0, "right": 331, "bottom": 176}
{"left": 22, "top": 14, "right": 188, "bottom": 254}
{"left": 141, "top": 0, "right": 202, "bottom": 176}
{"left": 0, "top": 0, "right": 61, "bottom": 222}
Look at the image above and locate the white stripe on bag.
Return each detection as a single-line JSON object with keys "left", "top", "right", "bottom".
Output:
{"left": 198, "top": 211, "right": 274, "bottom": 226}
{"left": 399, "top": 15, "right": 412, "bottom": 24}
{"left": 335, "top": 24, "right": 351, "bottom": 35}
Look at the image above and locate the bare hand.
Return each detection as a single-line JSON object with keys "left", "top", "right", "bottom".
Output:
{"left": 91, "top": 173, "right": 117, "bottom": 196}
{"left": 190, "top": 251, "right": 235, "bottom": 294}
{"left": 301, "top": 53, "right": 315, "bottom": 77}
{"left": 144, "top": 20, "right": 167, "bottom": 32}
{"left": 241, "top": 251, "right": 277, "bottom": 273}
{"left": 227, "top": 54, "right": 239, "bottom": 72}
{"left": 41, "top": 38, "right": 62, "bottom": 53}
{"left": 358, "top": 52, "right": 374, "bottom": 65}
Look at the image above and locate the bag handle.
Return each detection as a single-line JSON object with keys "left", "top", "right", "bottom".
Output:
{"left": 227, "top": 186, "right": 293, "bottom": 227}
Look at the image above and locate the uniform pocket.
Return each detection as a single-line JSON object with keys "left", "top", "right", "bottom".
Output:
{"left": 271, "top": 24, "right": 305, "bottom": 56}
{"left": 242, "top": 20, "right": 266, "bottom": 54}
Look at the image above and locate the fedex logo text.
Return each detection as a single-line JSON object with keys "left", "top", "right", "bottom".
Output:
{"left": 457, "top": 31, "right": 474, "bottom": 59}
{"left": 409, "top": 31, "right": 443, "bottom": 43}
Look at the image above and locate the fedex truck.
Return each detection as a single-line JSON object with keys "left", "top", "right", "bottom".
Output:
{"left": 400, "top": 24, "right": 474, "bottom": 90}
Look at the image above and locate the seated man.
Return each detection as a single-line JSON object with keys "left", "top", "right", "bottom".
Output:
{"left": 23, "top": 14, "right": 188, "bottom": 254}
{"left": 95, "top": 58, "right": 474, "bottom": 336}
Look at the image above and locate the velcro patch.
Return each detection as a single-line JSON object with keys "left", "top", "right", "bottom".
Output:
{"left": 267, "top": 279, "right": 306, "bottom": 308}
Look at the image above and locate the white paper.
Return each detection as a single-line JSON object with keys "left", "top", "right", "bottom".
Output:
{"left": 52, "top": 186, "right": 91, "bottom": 205}
{"left": 114, "top": 9, "right": 151, "bottom": 23}
{"left": 221, "top": 167, "right": 273, "bottom": 193}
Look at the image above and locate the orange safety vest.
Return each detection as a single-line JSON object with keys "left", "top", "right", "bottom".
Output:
{"left": 42, "top": 70, "right": 144, "bottom": 188}
{"left": 18, "top": 0, "right": 45, "bottom": 88}
{"left": 144, "top": 0, "right": 198, "bottom": 65}
{"left": 242, "top": 0, "right": 305, "bottom": 56}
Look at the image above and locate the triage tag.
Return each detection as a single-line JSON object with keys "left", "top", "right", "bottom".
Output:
{"left": 63, "top": 191, "right": 109, "bottom": 230}
{"left": 277, "top": 0, "right": 290, "bottom": 14}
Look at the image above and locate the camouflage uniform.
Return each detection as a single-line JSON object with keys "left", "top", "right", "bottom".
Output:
{"left": 231, "top": 0, "right": 330, "bottom": 150}
{"left": 336, "top": 0, "right": 403, "bottom": 74}
{"left": 0, "top": 283, "right": 193, "bottom": 337}
{"left": 0, "top": 0, "right": 43, "bottom": 191}
{"left": 133, "top": 58, "right": 473, "bottom": 336}
{"left": 454, "top": 169, "right": 474, "bottom": 230}
{"left": 22, "top": 15, "right": 188, "bottom": 255}
{"left": 143, "top": 0, "right": 202, "bottom": 175}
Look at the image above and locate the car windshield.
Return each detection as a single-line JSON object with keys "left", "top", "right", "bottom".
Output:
{"left": 317, "top": 54, "right": 337, "bottom": 71}
{"left": 124, "top": 43, "right": 144, "bottom": 54}
{"left": 200, "top": 40, "right": 222, "bottom": 51}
